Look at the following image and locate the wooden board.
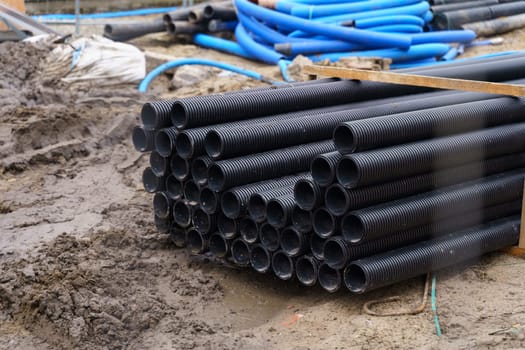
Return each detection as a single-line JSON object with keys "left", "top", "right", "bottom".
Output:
{"left": 303, "top": 65, "right": 525, "bottom": 97}
{"left": 0, "top": 0, "right": 24, "bottom": 13}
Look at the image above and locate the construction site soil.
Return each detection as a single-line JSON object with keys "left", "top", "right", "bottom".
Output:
{"left": 2, "top": 28, "right": 525, "bottom": 349}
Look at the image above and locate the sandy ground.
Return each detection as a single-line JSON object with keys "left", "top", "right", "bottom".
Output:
{"left": 2, "top": 25, "right": 525, "bottom": 350}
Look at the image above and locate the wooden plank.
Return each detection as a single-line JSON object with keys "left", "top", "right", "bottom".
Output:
{"left": 303, "top": 65, "right": 525, "bottom": 97}
{"left": 0, "top": 0, "right": 25, "bottom": 13}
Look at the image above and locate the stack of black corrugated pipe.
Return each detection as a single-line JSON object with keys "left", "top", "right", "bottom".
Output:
{"left": 104, "top": 1, "right": 236, "bottom": 42}
{"left": 430, "top": 0, "right": 525, "bottom": 36}
{"left": 132, "top": 52, "right": 525, "bottom": 293}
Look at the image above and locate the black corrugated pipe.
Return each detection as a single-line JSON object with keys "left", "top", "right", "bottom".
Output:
{"left": 193, "top": 207, "right": 217, "bottom": 234}
{"left": 280, "top": 227, "right": 310, "bottom": 257}
{"left": 431, "top": 0, "right": 476, "bottom": 5}
{"left": 170, "top": 154, "right": 191, "bottom": 181}
{"left": 313, "top": 208, "right": 341, "bottom": 239}
{"left": 167, "top": 21, "right": 207, "bottom": 35}
{"left": 132, "top": 126, "right": 155, "bottom": 152}
{"left": 295, "top": 255, "right": 320, "bottom": 287}
{"left": 209, "top": 232, "right": 230, "bottom": 258}
{"left": 150, "top": 151, "right": 170, "bottom": 177}
{"left": 203, "top": 5, "right": 237, "bottom": 20}
{"left": 326, "top": 152, "right": 525, "bottom": 215}
{"left": 335, "top": 97, "right": 525, "bottom": 154}
{"left": 220, "top": 174, "right": 308, "bottom": 219}
{"left": 173, "top": 200, "right": 194, "bottom": 228}
{"left": 183, "top": 180, "right": 200, "bottom": 205}
{"left": 337, "top": 123, "right": 525, "bottom": 188}
{"left": 170, "top": 225, "right": 186, "bottom": 248}
{"left": 272, "top": 250, "right": 295, "bottom": 280}
{"left": 141, "top": 99, "right": 177, "bottom": 130}
{"left": 462, "top": 13, "right": 525, "bottom": 36}
{"left": 143, "top": 167, "right": 166, "bottom": 193}
{"left": 325, "top": 200, "right": 521, "bottom": 269}
{"left": 166, "top": 175, "right": 183, "bottom": 200}
{"left": 231, "top": 238, "right": 251, "bottom": 267}
{"left": 344, "top": 217, "right": 520, "bottom": 293}
{"left": 311, "top": 151, "right": 343, "bottom": 187}
{"left": 434, "top": 2, "right": 525, "bottom": 29}
{"left": 342, "top": 170, "right": 524, "bottom": 244}
{"left": 163, "top": 0, "right": 232, "bottom": 23}
{"left": 293, "top": 178, "right": 324, "bottom": 211}
{"left": 259, "top": 223, "right": 281, "bottom": 252}
{"left": 191, "top": 156, "right": 213, "bottom": 186}
{"left": 199, "top": 187, "right": 221, "bottom": 214}
{"left": 318, "top": 263, "right": 342, "bottom": 293}
{"left": 155, "top": 127, "right": 179, "bottom": 157}
{"left": 217, "top": 213, "right": 238, "bottom": 239}
{"left": 103, "top": 18, "right": 165, "bottom": 42}
{"left": 310, "top": 234, "right": 327, "bottom": 260}
{"left": 431, "top": 0, "right": 499, "bottom": 13}
{"left": 208, "top": 19, "right": 235, "bottom": 32}
{"left": 250, "top": 244, "right": 272, "bottom": 273}
{"left": 153, "top": 191, "right": 173, "bottom": 219}
{"left": 203, "top": 90, "right": 509, "bottom": 160}
{"left": 248, "top": 185, "right": 296, "bottom": 223}
{"left": 239, "top": 217, "right": 260, "bottom": 244}
{"left": 188, "top": 8, "right": 206, "bottom": 23}
{"left": 266, "top": 194, "right": 296, "bottom": 229}
{"left": 209, "top": 141, "right": 334, "bottom": 192}
{"left": 292, "top": 205, "right": 313, "bottom": 234}
{"left": 154, "top": 214, "right": 171, "bottom": 233}
{"left": 187, "top": 228, "right": 209, "bottom": 254}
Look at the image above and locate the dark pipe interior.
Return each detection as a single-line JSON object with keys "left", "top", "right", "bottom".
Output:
{"left": 341, "top": 215, "right": 365, "bottom": 244}
{"left": 209, "top": 234, "right": 228, "bottom": 257}
{"left": 166, "top": 175, "right": 182, "bottom": 200}
{"left": 153, "top": 192, "right": 170, "bottom": 218}
{"left": 208, "top": 165, "right": 226, "bottom": 192}
{"left": 150, "top": 151, "right": 167, "bottom": 176}
{"left": 272, "top": 252, "right": 293, "bottom": 280}
{"left": 323, "top": 239, "right": 345, "bottom": 268}
{"left": 311, "top": 157, "right": 333, "bottom": 186}
{"left": 325, "top": 185, "right": 348, "bottom": 216}
{"left": 310, "top": 234, "right": 326, "bottom": 260}
{"left": 291, "top": 205, "right": 312, "bottom": 232}
{"left": 250, "top": 245, "right": 271, "bottom": 272}
{"left": 344, "top": 264, "right": 367, "bottom": 293}
{"left": 171, "top": 103, "right": 187, "bottom": 128}
{"left": 231, "top": 239, "right": 250, "bottom": 265}
{"left": 221, "top": 191, "right": 241, "bottom": 219}
{"left": 175, "top": 132, "right": 194, "bottom": 159}
{"left": 296, "top": 257, "right": 317, "bottom": 286}
{"left": 294, "top": 180, "right": 316, "bottom": 210}
{"left": 192, "top": 158, "right": 209, "bottom": 184}
{"left": 313, "top": 209, "right": 335, "bottom": 238}
{"left": 199, "top": 187, "right": 218, "bottom": 213}
{"left": 318, "top": 264, "right": 341, "bottom": 293}
{"left": 204, "top": 131, "right": 223, "bottom": 159}
{"left": 140, "top": 103, "right": 157, "bottom": 129}
{"left": 173, "top": 201, "right": 191, "bottom": 226}
{"left": 280, "top": 228, "right": 301, "bottom": 256}
{"left": 142, "top": 168, "right": 159, "bottom": 193}
{"left": 155, "top": 130, "right": 173, "bottom": 157}
{"left": 132, "top": 126, "right": 147, "bottom": 151}
{"left": 184, "top": 181, "right": 200, "bottom": 204}
{"left": 193, "top": 208, "right": 210, "bottom": 233}
{"left": 248, "top": 194, "right": 267, "bottom": 221}
{"left": 187, "top": 229, "right": 204, "bottom": 254}
{"left": 218, "top": 214, "right": 237, "bottom": 238}
{"left": 240, "top": 218, "right": 259, "bottom": 243}
{"left": 333, "top": 125, "right": 355, "bottom": 154}
{"left": 337, "top": 157, "right": 359, "bottom": 188}
{"left": 171, "top": 155, "right": 190, "bottom": 181}
{"left": 259, "top": 224, "right": 280, "bottom": 251}
{"left": 267, "top": 200, "right": 285, "bottom": 227}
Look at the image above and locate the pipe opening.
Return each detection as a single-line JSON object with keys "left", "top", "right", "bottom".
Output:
{"left": 318, "top": 264, "right": 341, "bottom": 293}
{"left": 175, "top": 132, "right": 194, "bottom": 159}
{"left": 311, "top": 157, "right": 334, "bottom": 186}
{"left": 209, "top": 233, "right": 228, "bottom": 257}
{"left": 173, "top": 201, "right": 191, "bottom": 227}
{"left": 313, "top": 208, "right": 335, "bottom": 238}
{"left": 155, "top": 130, "right": 173, "bottom": 157}
{"left": 280, "top": 227, "right": 302, "bottom": 257}
{"left": 187, "top": 229, "right": 205, "bottom": 254}
{"left": 170, "top": 227, "right": 186, "bottom": 248}
{"left": 208, "top": 165, "right": 226, "bottom": 192}
{"left": 272, "top": 252, "right": 294, "bottom": 280}
{"left": 142, "top": 167, "right": 159, "bottom": 193}
{"left": 188, "top": 11, "right": 198, "bottom": 22}
{"left": 267, "top": 200, "right": 286, "bottom": 228}
{"left": 221, "top": 191, "right": 241, "bottom": 219}
{"left": 259, "top": 223, "right": 280, "bottom": 251}
{"left": 167, "top": 21, "right": 176, "bottom": 33}
{"left": 199, "top": 187, "right": 219, "bottom": 213}
{"left": 153, "top": 192, "right": 171, "bottom": 218}
{"left": 104, "top": 24, "right": 113, "bottom": 34}
{"left": 344, "top": 264, "right": 367, "bottom": 293}
{"left": 193, "top": 208, "right": 210, "bottom": 233}
{"left": 296, "top": 257, "right": 317, "bottom": 286}
{"left": 333, "top": 124, "right": 355, "bottom": 154}
{"left": 218, "top": 214, "right": 237, "bottom": 239}
{"left": 154, "top": 214, "right": 170, "bottom": 233}
{"left": 132, "top": 126, "right": 148, "bottom": 152}
{"left": 336, "top": 157, "right": 359, "bottom": 188}
{"left": 204, "top": 131, "right": 223, "bottom": 159}
{"left": 171, "top": 103, "right": 187, "bottom": 128}
{"left": 239, "top": 218, "right": 259, "bottom": 244}
{"left": 203, "top": 5, "right": 214, "bottom": 18}
{"left": 140, "top": 103, "right": 157, "bottom": 130}
{"left": 294, "top": 180, "right": 316, "bottom": 210}
{"left": 291, "top": 205, "right": 312, "bottom": 232}
{"left": 323, "top": 239, "right": 346, "bottom": 269}
{"left": 150, "top": 151, "right": 168, "bottom": 176}
{"left": 250, "top": 245, "right": 271, "bottom": 273}
{"left": 166, "top": 175, "right": 182, "bottom": 200}
{"left": 310, "top": 234, "right": 326, "bottom": 260}
{"left": 171, "top": 155, "right": 189, "bottom": 181}
{"left": 231, "top": 239, "right": 251, "bottom": 266}
{"left": 184, "top": 181, "right": 200, "bottom": 204}
{"left": 247, "top": 194, "right": 267, "bottom": 222}
{"left": 341, "top": 215, "right": 365, "bottom": 244}
{"left": 192, "top": 158, "right": 210, "bottom": 185}
{"left": 325, "top": 185, "right": 348, "bottom": 216}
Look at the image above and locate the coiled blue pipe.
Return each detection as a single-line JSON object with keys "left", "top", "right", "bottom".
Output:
{"left": 235, "top": 24, "right": 284, "bottom": 64}
{"left": 138, "top": 58, "right": 276, "bottom": 93}
{"left": 353, "top": 15, "right": 425, "bottom": 28}
{"left": 290, "top": 0, "right": 422, "bottom": 19}
{"left": 193, "top": 34, "right": 253, "bottom": 59}
{"left": 369, "top": 24, "right": 423, "bottom": 33}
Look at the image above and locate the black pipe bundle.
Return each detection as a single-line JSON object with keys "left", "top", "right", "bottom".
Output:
{"left": 133, "top": 55, "right": 525, "bottom": 294}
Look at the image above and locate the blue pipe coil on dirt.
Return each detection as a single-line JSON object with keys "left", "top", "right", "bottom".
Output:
{"left": 353, "top": 15, "right": 425, "bottom": 28}
{"left": 234, "top": 0, "right": 412, "bottom": 49}
{"left": 193, "top": 34, "right": 253, "bottom": 59}
{"left": 235, "top": 24, "right": 285, "bottom": 64}
{"left": 289, "top": 0, "right": 422, "bottom": 19}
{"left": 369, "top": 24, "right": 423, "bottom": 33}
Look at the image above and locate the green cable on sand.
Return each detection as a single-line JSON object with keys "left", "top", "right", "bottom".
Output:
{"left": 431, "top": 273, "right": 442, "bottom": 337}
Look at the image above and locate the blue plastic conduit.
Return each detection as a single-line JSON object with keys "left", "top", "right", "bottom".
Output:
{"left": 353, "top": 15, "right": 425, "bottom": 28}
{"left": 138, "top": 58, "right": 277, "bottom": 93}
{"left": 290, "top": 0, "right": 422, "bottom": 19}
{"left": 369, "top": 24, "right": 423, "bottom": 33}
{"left": 193, "top": 34, "right": 253, "bottom": 60}
{"left": 235, "top": 24, "right": 285, "bottom": 64}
